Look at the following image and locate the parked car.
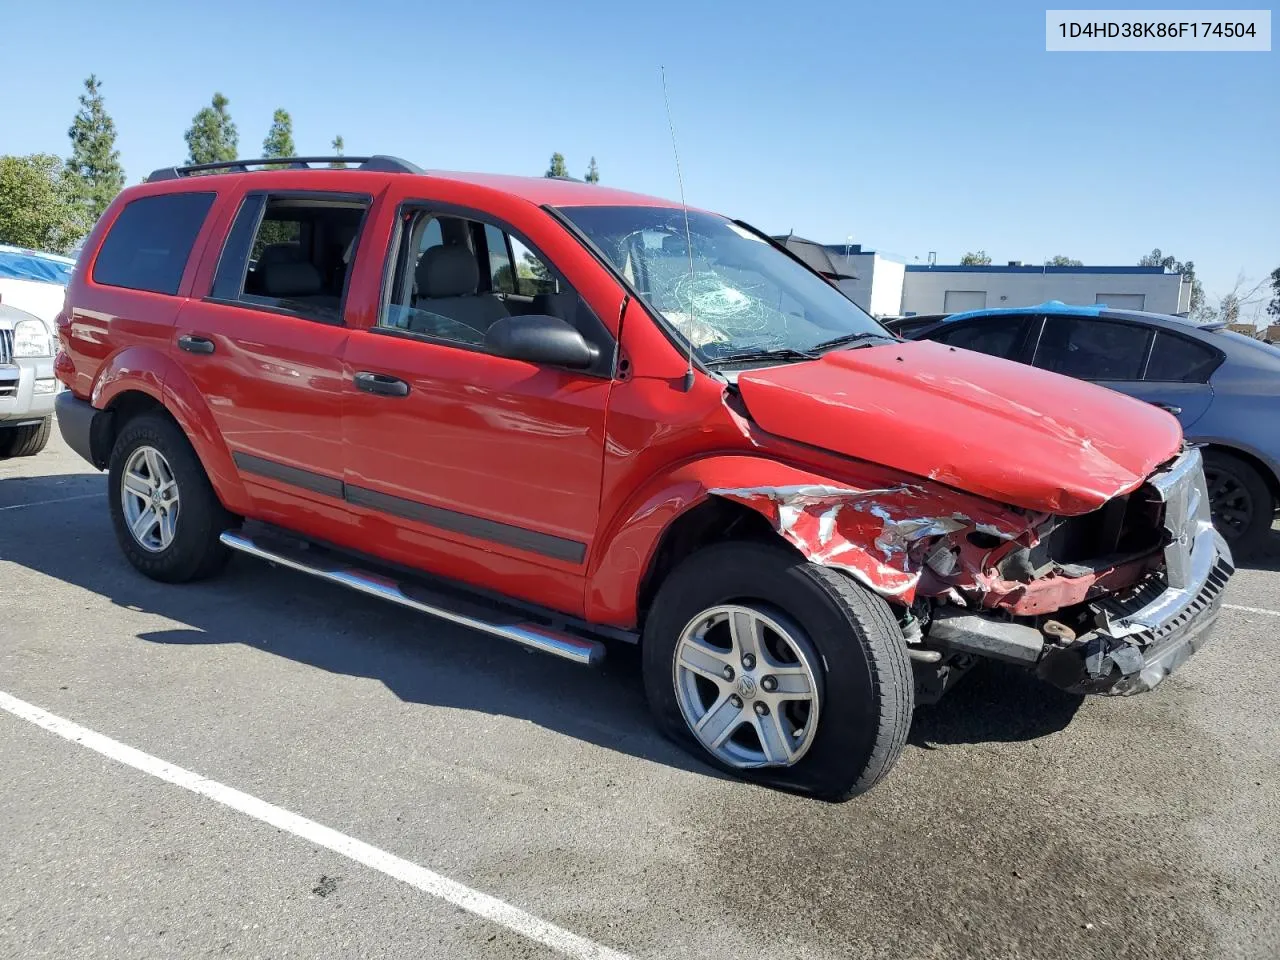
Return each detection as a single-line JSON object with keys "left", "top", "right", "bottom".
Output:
{"left": 53, "top": 157, "right": 1232, "bottom": 799}
{"left": 0, "top": 244, "right": 76, "bottom": 325}
{"left": 899, "top": 302, "right": 1280, "bottom": 550}
{"left": 0, "top": 301, "right": 57, "bottom": 457}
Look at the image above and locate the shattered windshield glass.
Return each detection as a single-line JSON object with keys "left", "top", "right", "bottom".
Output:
{"left": 558, "top": 205, "right": 888, "bottom": 363}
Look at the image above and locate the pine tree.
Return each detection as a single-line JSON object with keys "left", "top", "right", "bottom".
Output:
{"left": 184, "top": 93, "right": 238, "bottom": 166}
{"left": 545, "top": 153, "right": 568, "bottom": 178}
{"left": 330, "top": 135, "right": 346, "bottom": 168}
{"left": 65, "top": 74, "right": 124, "bottom": 226}
{"left": 584, "top": 157, "right": 600, "bottom": 184}
{"left": 262, "top": 109, "right": 296, "bottom": 162}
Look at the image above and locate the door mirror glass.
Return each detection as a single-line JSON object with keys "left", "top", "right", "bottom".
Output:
{"left": 485, "top": 314, "right": 599, "bottom": 369}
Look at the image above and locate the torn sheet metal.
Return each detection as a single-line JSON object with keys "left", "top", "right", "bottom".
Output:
{"left": 710, "top": 483, "right": 1032, "bottom": 601}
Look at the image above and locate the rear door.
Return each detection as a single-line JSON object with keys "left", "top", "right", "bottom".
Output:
{"left": 172, "top": 188, "right": 372, "bottom": 529}
{"left": 1029, "top": 315, "right": 1216, "bottom": 428}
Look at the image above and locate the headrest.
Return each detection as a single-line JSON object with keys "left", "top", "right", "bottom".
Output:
{"left": 258, "top": 242, "right": 303, "bottom": 267}
{"left": 417, "top": 245, "right": 479, "bottom": 298}
{"left": 262, "top": 260, "right": 322, "bottom": 297}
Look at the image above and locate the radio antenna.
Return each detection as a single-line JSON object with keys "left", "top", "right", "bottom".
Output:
{"left": 661, "top": 66, "right": 697, "bottom": 392}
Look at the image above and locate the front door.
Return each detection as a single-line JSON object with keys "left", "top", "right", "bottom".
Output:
{"left": 172, "top": 189, "right": 372, "bottom": 528}
{"left": 340, "top": 203, "right": 616, "bottom": 616}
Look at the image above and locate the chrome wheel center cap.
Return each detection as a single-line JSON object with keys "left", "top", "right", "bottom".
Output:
{"left": 736, "top": 675, "right": 758, "bottom": 700}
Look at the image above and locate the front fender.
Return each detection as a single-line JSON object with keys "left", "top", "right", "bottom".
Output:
{"left": 92, "top": 346, "right": 252, "bottom": 515}
{"left": 585, "top": 455, "right": 1037, "bottom": 627}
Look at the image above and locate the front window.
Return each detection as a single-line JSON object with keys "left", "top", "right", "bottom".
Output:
{"left": 558, "top": 205, "right": 888, "bottom": 363}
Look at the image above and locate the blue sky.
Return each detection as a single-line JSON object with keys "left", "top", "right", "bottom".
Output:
{"left": 2, "top": 0, "right": 1275, "bottom": 308}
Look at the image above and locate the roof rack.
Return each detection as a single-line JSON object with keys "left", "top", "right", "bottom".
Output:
{"left": 145, "top": 155, "right": 422, "bottom": 183}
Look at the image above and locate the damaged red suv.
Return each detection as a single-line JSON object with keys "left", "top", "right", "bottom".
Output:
{"left": 54, "top": 156, "right": 1233, "bottom": 799}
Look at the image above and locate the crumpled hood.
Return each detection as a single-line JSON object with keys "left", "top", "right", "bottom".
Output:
{"left": 735, "top": 339, "right": 1183, "bottom": 515}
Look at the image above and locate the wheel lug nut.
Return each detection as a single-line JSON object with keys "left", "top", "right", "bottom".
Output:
{"left": 722, "top": 665, "right": 734, "bottom": 681}
{"left": 729, "top": 694, "right": 743, "bottom": 708}
{"left": 761, "top": 676, "right": 777, "bottom": 692}
{"left": 742, "top": 654, "right": 756, "bottom": 670}
{"left": 754, "top": 702, "right": 768, "bottom": 716}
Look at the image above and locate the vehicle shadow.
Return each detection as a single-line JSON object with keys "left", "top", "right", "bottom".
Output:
{"left": 910, "top": 661, "right": 1084, "bottom": 749}
{"left": 1233, "top": 524, "right": 1280, "bottom": 572}
{"left": 2, "top": 471, "right": 1085, "bottom": 781}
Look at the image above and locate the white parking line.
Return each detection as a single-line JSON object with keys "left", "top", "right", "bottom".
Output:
{"left": 0, "top": 492, "right": 103, "bottom": 512}
{"left": 1224, "top": 603, "right": 1280, "bottom": 618}
{"left": 0, "top": 690, "right": 631, "bottom": 960}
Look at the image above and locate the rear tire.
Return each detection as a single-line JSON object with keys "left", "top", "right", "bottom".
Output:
{"left": 107, "top": 413, "right": 232, "bottom": 583}
{"left": 0, "top": 418, "right": 52, "bottom": 458}
{"left": 642, "top": 540, "right": 914, "bottom": 801}
{"left": 1203, "top": 449, "right": 1274, "bottom": 553}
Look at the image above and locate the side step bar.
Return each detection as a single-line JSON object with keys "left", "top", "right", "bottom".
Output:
{"left": 219, "top": 530, "right": 605, "bottom": 666}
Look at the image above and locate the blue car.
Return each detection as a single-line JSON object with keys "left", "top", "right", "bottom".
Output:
{"left": 898, "top": 301, "right": 1280, "bottom": 551}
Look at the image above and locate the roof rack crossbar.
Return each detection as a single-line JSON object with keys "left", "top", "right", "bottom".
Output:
{"left": 145, "top": 155, "right": 422, "bottom": 183}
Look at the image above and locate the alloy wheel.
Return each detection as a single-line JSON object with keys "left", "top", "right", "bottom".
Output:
{"left": 672, "top": 604, "right": 822, "bottom": 769}
{"left": 120, "top": 445, "right": 181, "bottom": 553}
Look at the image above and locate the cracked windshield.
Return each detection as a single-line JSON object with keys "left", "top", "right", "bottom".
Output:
{"left": 559, "top": 205, "right": 890, "bottom": 362}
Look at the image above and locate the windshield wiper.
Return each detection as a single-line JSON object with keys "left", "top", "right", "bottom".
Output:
{"left": 810, "top": 331, "right": 896, "bottom": 353}
{"left": 704, "top": 347, "right": 817, "bottom": 367}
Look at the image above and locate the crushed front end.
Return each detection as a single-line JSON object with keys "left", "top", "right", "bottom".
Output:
{"left": 715, "top": 447, "right": 1232, "bottom": 698}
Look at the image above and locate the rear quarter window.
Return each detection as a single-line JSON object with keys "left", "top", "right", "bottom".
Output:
{"left": 92, "top": 192, "right": 216, "bottom": 295}
{"left": 1145, "top": 332, "right": 1221, "bottom": 383}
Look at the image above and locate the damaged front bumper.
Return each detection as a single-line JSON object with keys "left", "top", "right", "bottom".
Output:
{"left": 932, "top": 448, "right": 1234, "bottom": 696}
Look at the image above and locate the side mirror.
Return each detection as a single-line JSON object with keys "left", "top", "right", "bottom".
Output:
{"left": 485, "top": 314, "right": 599, "bottom": 370}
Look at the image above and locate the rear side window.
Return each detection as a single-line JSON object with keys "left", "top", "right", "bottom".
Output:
{"left": 1034, "top": 316, "right": 1152, "bottom": 381}
{"left": 211, "top": 192, "right": 370, "bottom": 324}
{"left": 932, "top": 315, "right": 1027, "bottom": 359}
{"left": 1145, "top": 332, "right": 1220, "bottom": 383}
{"left": 92, "top": 192, "right": 216, "bottom": 295}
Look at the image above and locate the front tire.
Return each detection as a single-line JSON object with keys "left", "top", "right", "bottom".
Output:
{"left": 107, "top": 413, "right": 232, "bottom": 583}
{"left": 642, "top": 541, "right": 914, "bottom": 800}
{"left": 0, "top": 417, "right": 52, "bottom": 458}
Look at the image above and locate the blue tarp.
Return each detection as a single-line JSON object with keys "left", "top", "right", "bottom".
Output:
{"left": 0, "top": 250, "right": 74, "bottom": 286}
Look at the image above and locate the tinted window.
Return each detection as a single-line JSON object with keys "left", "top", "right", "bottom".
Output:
{"left": 933, "top": 316, "right": 1026, "bottom": 359}
{"left": 1035, "top": 316, "right": 1151, "bottom": 380}
{"left": 93, "top": 193, "right": 215, "bottom": 295}
{"left": 213, "top": 193, "right": 368, "bottom": 324}
{"left": 1146, "top": 332, "right": 1220, "bottom": 382}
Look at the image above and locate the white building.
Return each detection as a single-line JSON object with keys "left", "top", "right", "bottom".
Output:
{"left": 824, "top": 246, "right": 1191, "bottom": 318}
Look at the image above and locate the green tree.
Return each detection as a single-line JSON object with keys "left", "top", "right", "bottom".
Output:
{"left": 65, "top": 74, "right": 124, "bottom": 227}
{"left": 584, "top": 156, "right": 600, "bottom": 184}
{"left": 330, "top": 135, "right": 346, "bottom": 168}
{"left": 184, "top": 93, "right": 238, "bottom": 166}
{"left": 1267, "top": 266, "right": 1280, "bottom": 319}
{"left": 1139, "top": 248, "right": 1208, "bottom": 319}
{"left": 959, "top": 250, "right": 991, "bottom": 266}
{"left": 262, "top": 108, "right": 296, "bottom": 165}
{"left": 0, "top": 154, "right": 82, "bottom": 252}
{"left": 545, "top": 152, "right": 569, "bottom": 178}
{"left": 1047, "top": 255, "right": 1083, "bottom": 266}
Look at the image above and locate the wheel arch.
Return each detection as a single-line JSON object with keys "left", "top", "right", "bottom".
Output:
{"left": 90, "top": 349, "right": 252, "bottom": 515}
{"left": 585, "top": 455, "right": 906, "bottom": 629}
{"left": 1198, "top": 441, "right": 1280, "bottom": 508}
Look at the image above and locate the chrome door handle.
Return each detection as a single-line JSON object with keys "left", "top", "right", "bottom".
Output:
{"left": 1152, "top": 401, "right": 1182, "bottom": 416}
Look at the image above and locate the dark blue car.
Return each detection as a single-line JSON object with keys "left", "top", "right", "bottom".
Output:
{"left": 896, "top": 301, "right": 1280, "bottom": 550}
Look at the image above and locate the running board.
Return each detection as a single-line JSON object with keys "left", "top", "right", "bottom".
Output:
{"left": 218, "top": 530, "right": 605, "bottom": 666}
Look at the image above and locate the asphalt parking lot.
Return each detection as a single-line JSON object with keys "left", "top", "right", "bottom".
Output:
{"left": 2, "top": 431, "right": 1277, "bottom": 960}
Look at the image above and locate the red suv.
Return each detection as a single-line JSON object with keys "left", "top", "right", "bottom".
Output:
{"left": 54, "top": 155, "right": 1233, "bottom": 799}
